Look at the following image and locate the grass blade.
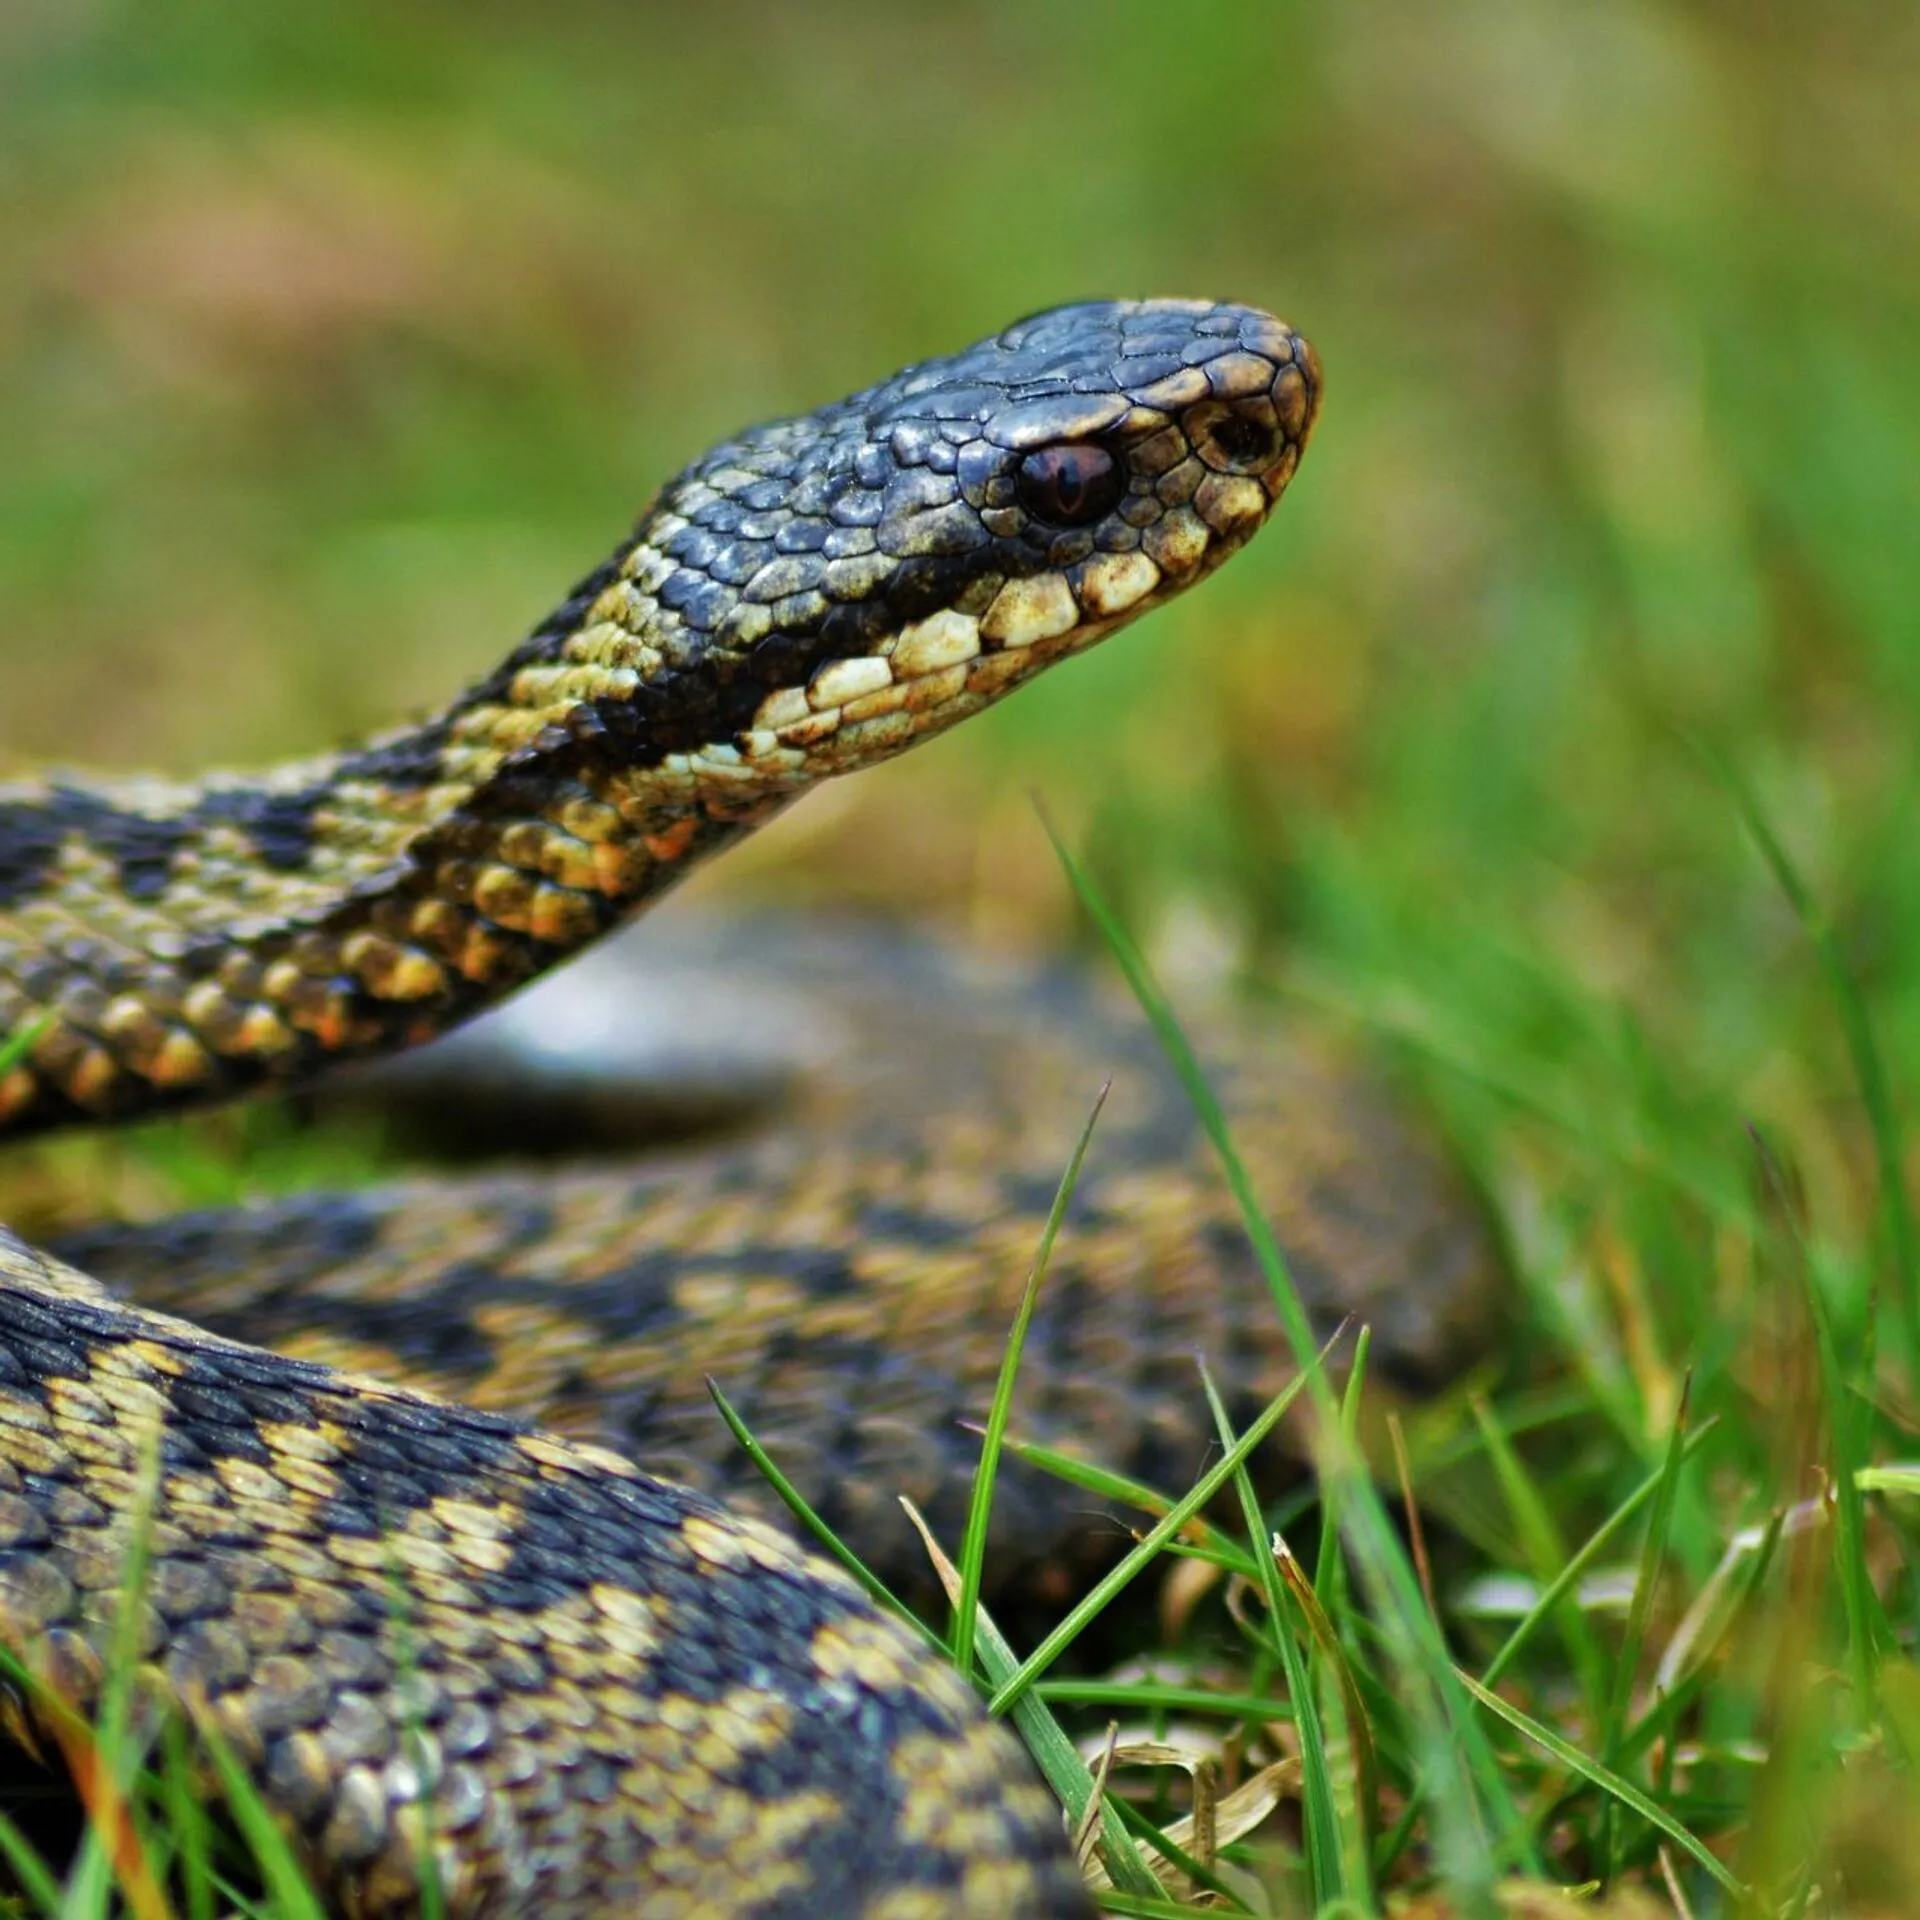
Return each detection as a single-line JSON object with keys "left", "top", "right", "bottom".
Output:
{"left": 897, "top": 1498, "right": 1165, "bottom": 1901}
{"left": 1198, "top": 1361, "right": 1353, "bottom": 1908}
{"left": 1597, "top": 1373, "right": 1692, "bottom": 1878}
{"left": 1043, "top": 807, "right": 1539, "bottom": 1889}
{"left": 707, "top": 1377, "right": 944, "bottom": 1653}
{"left": 0, "top": 1014, "right": 46, "bottom": 1078}
{"left": 1454, "top": 1668, "right": 1743, "bottom": 1898}
{"left": 0, "top": 1808, "right": 65, "bottom": 1916}
{"left": 1479, "top": 1416, "right": 1719, "bottom": 1689}
{"left": 1471, "top": 1393, "right": 1609, "bottom": 1718}
{"left": 986, "top": 1338, "right": 1331, "bottom": 1716}
{"left": 1692, "top": 734, "right": 1917, "bottom": 1385}
{"left": 953, "top": 1080, "right": 1109, "bottom": 1680}
{"left": 196, "top": 1726, "right": 326, "bottom": 1920}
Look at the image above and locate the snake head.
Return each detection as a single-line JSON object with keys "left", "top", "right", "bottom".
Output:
{"left": 700, "top": 297, "right": 1323, "bottom": 763}
{"left": 0, "top": 303, "right": 1318, "bottom": 1128}
{"left": 870, "top": 295, "right": 1322, "bottom": 630}
{"left": 482, "top": 299, "right": 1320, "bottom": 783}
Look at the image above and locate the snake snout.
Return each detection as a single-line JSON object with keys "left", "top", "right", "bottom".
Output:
{"left": 1181, "top": 324, "right": 1320, "bottom": 485}
{"left": 1147, "top": 318, "right": 1321, "bottom": 551}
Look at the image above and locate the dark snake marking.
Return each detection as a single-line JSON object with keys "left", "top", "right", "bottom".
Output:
{"left": 0, "top": 301, "right": 1493, "bottom": 1917}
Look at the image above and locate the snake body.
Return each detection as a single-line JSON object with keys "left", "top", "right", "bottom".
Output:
{"left": 48, "top": 914, "right": 1500, "bottom": 1614}
{"left": 0, "top": 299, "right": 1487, "bottom": 1915}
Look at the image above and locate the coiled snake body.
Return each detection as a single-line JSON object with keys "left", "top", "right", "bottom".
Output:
{"left": 0, "top": 301, "right": 1498, "bottom": 1915}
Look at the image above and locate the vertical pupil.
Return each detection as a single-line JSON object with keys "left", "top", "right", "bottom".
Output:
{"left": 1019, "top": 442, "right": 1117, "bottom": 524}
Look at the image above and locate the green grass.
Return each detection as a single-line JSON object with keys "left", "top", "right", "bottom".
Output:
{"left": 5, "top": 819, "right": 1919, "bottom": 1914}
{"left": 4, "top": 0, "right": 1920, "bottom": 1912}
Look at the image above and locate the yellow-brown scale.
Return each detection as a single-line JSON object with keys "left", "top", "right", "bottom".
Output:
{"left": 0, "top": 302, "right": 1315, "bottom": 1136}
{"left": 0, "top": 1232, "right": 1078, "bottom": 1914}
{"left": 0, "top": 299, "right": 1376, "bottom": 1915}
{"left": 56, "top": 925, "right": 1503, "bottom": 1618}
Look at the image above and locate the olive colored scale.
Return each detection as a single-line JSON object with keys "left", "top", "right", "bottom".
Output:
{"left": 0, "top": 300, "right": 1313, "bottom": 1137}
{"left": 0, "top": 300, "right": 1481, "bottom": 1918}
{"left": 52, "top": 918, "right": 1501, "bottom": 1614}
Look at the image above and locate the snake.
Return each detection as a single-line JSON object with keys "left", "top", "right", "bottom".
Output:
{"left": 0, "top": 299, "right": 1502, "bottom": 1916}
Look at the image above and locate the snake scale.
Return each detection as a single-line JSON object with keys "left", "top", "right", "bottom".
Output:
{"left": 0, "top": 300, "right": 1502, "bottom": 1916}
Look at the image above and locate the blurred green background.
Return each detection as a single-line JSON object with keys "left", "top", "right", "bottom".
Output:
{"left": 6, "top": 2, "right": 1920, "bottom": 1894}
{"left": 1, "top": 0, "right": 1916, "bottom": 1250}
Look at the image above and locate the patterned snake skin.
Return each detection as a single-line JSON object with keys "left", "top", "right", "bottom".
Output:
{"left": 0, "top": 300, "right": 1496, "bottom": 1915}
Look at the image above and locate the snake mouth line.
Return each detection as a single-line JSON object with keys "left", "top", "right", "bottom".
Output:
{"left": 0, "top": 299, "right": 1320, "bottom": 1135}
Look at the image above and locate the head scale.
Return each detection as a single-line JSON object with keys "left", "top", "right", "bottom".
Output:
{"left": 0, "top": 300, "right": 1319, "bottom": 1130}
{"left": 491, "top": 299, "right": 1320, "bottom": 778}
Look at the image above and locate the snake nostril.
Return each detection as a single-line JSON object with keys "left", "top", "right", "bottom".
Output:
{"left": 1202, "top": 412, "right": 1281, "bottom": 474}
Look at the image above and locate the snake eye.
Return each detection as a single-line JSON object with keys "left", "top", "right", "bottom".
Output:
{"left": 1016, "top": 444, "right": 1124, "bottom": 527}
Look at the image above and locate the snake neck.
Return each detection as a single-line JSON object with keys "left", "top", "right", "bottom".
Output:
{"left": 0, "top": 508, "right": 1125, "bottom": 1136}
{"left": 0, "top": 513, "right": 1121, "bottom": 1136}
{"left": 0, "top": 534, "right": 811, "bottom": 1135}
{"left": 0, "top": 298, "right": 1320, "bottom": 1134}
